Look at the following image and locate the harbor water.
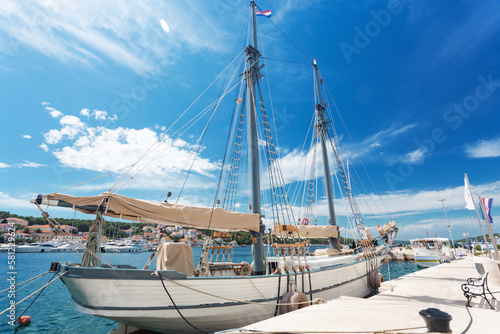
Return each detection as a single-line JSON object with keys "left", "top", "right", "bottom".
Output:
{"left": 0, "top": 247, "right": 418, "bottom": 333}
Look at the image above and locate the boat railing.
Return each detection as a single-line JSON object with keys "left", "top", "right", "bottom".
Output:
{"left": 196, "top": 245, "right": 253, "bottom": 277}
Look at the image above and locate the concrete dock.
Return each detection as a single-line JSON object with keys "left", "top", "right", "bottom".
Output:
{"left": 221, "top": 257, "right": 499, "bottom": 334}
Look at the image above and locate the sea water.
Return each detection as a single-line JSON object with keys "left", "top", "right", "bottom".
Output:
{"left": 0, "top": 247, "right": 418, "bottom": 333}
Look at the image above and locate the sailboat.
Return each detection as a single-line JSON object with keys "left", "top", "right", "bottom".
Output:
{"left": 31, "top": 2, "right": 398, "bottom": 333}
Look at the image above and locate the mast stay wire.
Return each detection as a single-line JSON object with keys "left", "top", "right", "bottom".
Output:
{"left": 172, "top": 13, "right": 252, "bottom": 204}
{"left": 174, "top": 56, "right": 247, "bottom": 203}
{"left": 315, "top": 68, "right": 390, "bottom": 223}
{"left": 114, "top": 67, "right": 246, "bottom": 195}
{"left": 290, "top": 71, "right": 317, "bottom": 217}
{"left": 204, "top": 7, "right": 253, "bottom": 231}
{"left": 320, "top": 69, "right": 393, "bottom": 221}
{"left": 108, "top": 49, "right": 246, "bottom": 194}
{"left": 255, "top": 3, "right": 313, "bottom": 65}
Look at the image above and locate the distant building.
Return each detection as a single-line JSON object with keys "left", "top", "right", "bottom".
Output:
{"left": 123, "top": 228, "right": 134, "bottom": 235}
{"left": 32, "top": 232, "right": 56, "bottom": 242}
{"left": 161, "top": 236, "right": 173, "bottom": 243}
{"left": 58, "top": 225, "right": 78, "bottom": 233}
{"left": 170, "top": 231, "right": 182, "bottom": 238}
{"left": 27, "top": 225, "right": 52, "bottom": 233}
{"left": 0, "top": 224, "right": 10, "bottom": 232}
{"left": 5, "top": 218, "right": 29, "bottom": 227}
{"left": 15, "top": 232, "right": 32, "bottom": 241}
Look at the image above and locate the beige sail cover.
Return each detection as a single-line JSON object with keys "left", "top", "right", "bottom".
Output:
{"left": 156, "top": 242, "right": 195, "bottom": 276}
{"left": 41, "top": 192, "right": 260, "bottom": 232}
{"left": 272, "top": 225, "right": 338, "bottom": 239}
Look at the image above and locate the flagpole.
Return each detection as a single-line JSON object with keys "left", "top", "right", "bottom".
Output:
{"left": 438, "top": 199, "right": 455, "bottom": 254}
{"left": 464, "top": 173, "right": 491, "bottom": 258}
{"left": 477, "top": 194, "right": 499, "bottom": 260}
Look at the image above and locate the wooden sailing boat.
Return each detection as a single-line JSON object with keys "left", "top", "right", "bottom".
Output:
{"left": 32, "top": 2, "right": 398, "bottom": 333}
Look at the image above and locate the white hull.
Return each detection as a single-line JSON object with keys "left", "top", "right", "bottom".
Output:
{"left": 414, "top": 255, "right": 443, "bottom": 268}
{"left": 58, "top": 254, "right": 385, "bottom": 334}
{"left": 54, "top": 244, "right": 84, "bottom": 252}
{"left": 118, "top": 245, "right": 149, "bottom": 253}
{"left": 411, "top": 238, "right": 453, "bottom": 268}
{"left": 103, "top": 245, "right": 121, "bottom": 253}
{"left": 15, "top": 244, "right": 57, "bottom": 253}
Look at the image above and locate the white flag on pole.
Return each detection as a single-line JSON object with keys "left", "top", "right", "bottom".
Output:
{"left": 464, "top": 177, "right": 475, "bottom": 210}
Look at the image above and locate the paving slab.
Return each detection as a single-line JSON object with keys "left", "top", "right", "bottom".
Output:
{"left": 220, "top": 257, "right": 499, "bottom": 334}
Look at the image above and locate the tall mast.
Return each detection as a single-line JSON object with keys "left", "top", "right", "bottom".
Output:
{"left": 313, "top": 59, "right": 339, "bottom": 249}
{"left": 246, "top": 0, "right": 264, "bottom": 275}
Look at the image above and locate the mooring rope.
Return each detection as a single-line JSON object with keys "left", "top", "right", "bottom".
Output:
{"left": 0, "top": 271, "right": 68, "bottom": 316}
{"left": 0, "top": 271, "right": 50, "bottom": 294}
{"left": 157, "top": 272, "right": 209, "bottom": 334}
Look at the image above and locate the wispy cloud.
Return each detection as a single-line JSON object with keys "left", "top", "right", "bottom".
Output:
{"left": 465, "top": 137, "right": 500, "bottom": 158}
{"left": 0, "top": 192, "right": 34, "bottom": 209}
{"left": 434, "top": 3, "right": 500, "bottom": 65}
{"left": 401, "top": 148, "right": 427, "bottom": 164}
{"left": 0, "top": 161, "right": 46, "bottom": 168}
{"left": 22, "top": 134, "right": 31, "bottom": 139}
{"left": 0, "top": 0, "right": 243, "bottom": 75}
{"left": 277, "top": 122, "right": 417, "bottom": 183}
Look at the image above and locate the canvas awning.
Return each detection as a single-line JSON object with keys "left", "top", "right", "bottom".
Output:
{"left": 31, "top": 192, "right": 260, "bottom": 232}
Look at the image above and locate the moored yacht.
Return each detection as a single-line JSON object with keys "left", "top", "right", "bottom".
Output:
{"left": 410, "top": 237, "right": 454, "bottom": 268}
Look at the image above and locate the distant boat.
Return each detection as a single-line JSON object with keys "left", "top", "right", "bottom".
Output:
{"left": 54, "top": 242, "right": 85, "bottom": 252}
{"left": 118, "top": 240, "right": 149, "bottom": 253}
{"left": 16, "top": 242, "right": 59, "bottom": 253}
{"left": 102, "top": 242, "right": 121, "bottom": 253}
{"left": 410, "top": 237, "right": 454, "bottom": 268}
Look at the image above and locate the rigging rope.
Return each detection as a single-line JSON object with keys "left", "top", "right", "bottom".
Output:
{"left": 255, "top": 3, "right": 313, "bottom": 65}
{"left": 321, "top": 74, "right": 393, "bottom": 221}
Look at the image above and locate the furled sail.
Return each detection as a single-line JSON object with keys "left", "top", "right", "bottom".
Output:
{"left": 31, "top": 192, "right": 260, "bottom": 232}
{"left": 271, "top": 224, "right": 339, "bottom": 239}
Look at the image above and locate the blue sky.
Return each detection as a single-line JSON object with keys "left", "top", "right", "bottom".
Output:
{"left": 0, "top": 0, "right": 499, "bottom": 241}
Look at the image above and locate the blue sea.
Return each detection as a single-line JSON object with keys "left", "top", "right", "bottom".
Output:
{"left": 0, "top": 247, "right": 417, "bottom": 333}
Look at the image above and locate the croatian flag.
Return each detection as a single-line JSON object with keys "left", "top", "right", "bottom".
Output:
{"left": 482, "top": 197, "right": 494, "bottom": 224}
{"left": 256, "top": 9, "right": 272, "bottom": 17}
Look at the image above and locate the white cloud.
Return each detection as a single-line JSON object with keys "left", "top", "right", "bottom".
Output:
{"left": 80, "top": 108, "right": 90, "bottom": 117}
{"left": 0, "top": 162, "right": 10, "bottom": 168}
{"left": 40, "top": 143, "right": 49, "bottom": 152}
{"left": 160, "top": 19, "right": 170, "bottom": 33}
{"left": 402, "top": 148, "right": 427, "bottom": 164}
{"left": 44, "top": 115, "right": 85, "bottom": 144}
{"left": 22, "top": 134, "right": 31, "bottom": 139}
{"left": 41, "top": 113, "right": 220, "bottom": 190}
{"left": 93, "top": 110, "right": 108, "bottom": 121}
{"left": 46, "top": 106, "right": 63, "bottom": 118}
{"left": 465, "top": 137, "right": 500, "bottom": 158}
